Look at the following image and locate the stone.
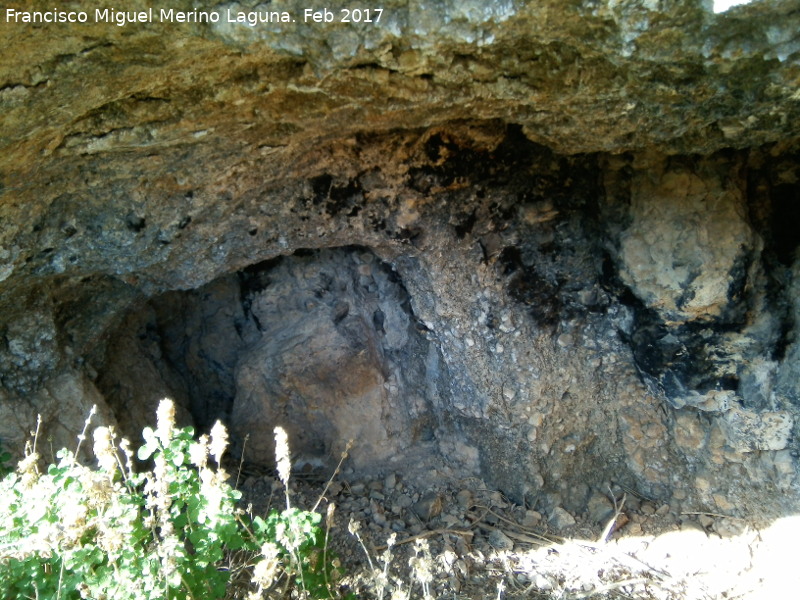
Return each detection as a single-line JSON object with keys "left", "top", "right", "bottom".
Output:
{"left": 349, "top": 483, "right": 366, "bottom": 496}
{"left": 395, "top": 494, "right": 413, "bottom": 510}
{"left": 557, "top": 333, "right": 573, "bottom": 348}
{"left": 549, "top": 507, "right": 576, "bottom": 529}
{"left": 390, "top": 520, "right": 405, "bottom": 532}
{"left": 698, "top": 514, "right": 715, "bottom": 529}
{"left": 371, "top": 500, "right": 388, "bottom": 527}
{"left": 720, "top": 406, "right": 794, "bottom": 452}
{"left": 456, "top": 490, "right": 474, "bottom": 510}
{"left": 618, "top": 156, "right": 754, "bottom": 325}
{"left": 655, "top": 503, "right": 673, "bottom": 517}
{"left": 587, "top": 493, "right": 615, "bottom": 525}
{"left": 228, "top": 248, "right": 426, "bottom": 469}
{"left": 626, "top": 523, "right": 644, "bottom": 536}
{"left": 712, "top": 518, "right": 746, "bottom": 537}
{"left": 441, "top": 514, "right": 460, "bottom": 528}
{"left": 674, "top": 411, "right": 708, "bottom": 451}
{"left": 521, "top": 510, "right": 542, "bottom": 528}
{"left": 412, "top": 492, "right": 443, "bottom": 521}
{"left": 487, "top": 529, "right": 514, "bottom": 551}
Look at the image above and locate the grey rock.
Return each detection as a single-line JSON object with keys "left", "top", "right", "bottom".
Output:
{"left": 456, "top": 490, "right": 474, "bottom": 510}
{"left": 349, "top": 483, "right": 366, "bottom": 496}
{"left": 488, "top": 529, "right": 514, "bottom": 551}
{"left": 617, "top": 159, "right": 754, "bottom": 325}
{"left": 391, "top": 520, "right": 405, "bottom": 532}
{"left": 712, "top": 518, "right": 746, "bottom": 537}
{"left": 412, "top": 492, "right": 443, "bottom": 521}
{"left": 587, "top": 493, "right": 615, "bottom": 525}
{"left": 549, "top": 507, "right": 576, "bottom": 529}
{"left": 720, "top": 406, "right": 794, "bottom": 452}
{"left": 521, "top": 510, "right": 542, "bottom": 528}
{"left": 395, "top": 494, "right": 414, "bottom": 510}
{"left": 655, "top": 504, "right": 673, "bottom": 517}
{"left": 698, "top": 514, "right": 714, "bottom": 529}
{"left": 640, "top": 502, "right": 657, "bottom": 516}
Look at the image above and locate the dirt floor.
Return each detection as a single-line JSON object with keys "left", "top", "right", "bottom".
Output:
{"left": 237, "top": 463, "right": 800, "bottom": 600}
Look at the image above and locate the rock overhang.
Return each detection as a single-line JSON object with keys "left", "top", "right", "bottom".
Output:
{"left": 1, "top": 0, "right": 800, "bottom": 520}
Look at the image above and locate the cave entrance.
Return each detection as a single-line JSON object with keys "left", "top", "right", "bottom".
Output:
{"left": 97, "top": 246, "right": 443, "bottom": 475}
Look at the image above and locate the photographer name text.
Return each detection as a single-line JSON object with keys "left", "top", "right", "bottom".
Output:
{"left": 5, "top": 7, "right": 384, "bottom": 27}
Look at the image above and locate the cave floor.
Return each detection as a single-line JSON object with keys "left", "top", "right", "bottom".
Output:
{"left": 236, "top": 466, "right": 797, "bottom": 600}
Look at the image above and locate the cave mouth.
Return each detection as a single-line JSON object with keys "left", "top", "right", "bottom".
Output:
{"left": 97, "top": 246, "right": 451, "bottom": 478}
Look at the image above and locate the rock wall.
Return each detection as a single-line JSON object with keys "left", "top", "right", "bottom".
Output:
{"left": 1, "top": 0, "right": 799, "bottom": 521}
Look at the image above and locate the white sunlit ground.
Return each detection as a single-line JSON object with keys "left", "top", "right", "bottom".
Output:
{"left": 487, "top": 514, "right": 800, "bottom": 599}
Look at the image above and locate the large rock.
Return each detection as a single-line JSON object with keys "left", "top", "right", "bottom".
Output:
{"left": 229, "top": 248, "right": 434, "bottom": 470}
{"left": 618, "top": 153, "right": 754, "bottom": 325}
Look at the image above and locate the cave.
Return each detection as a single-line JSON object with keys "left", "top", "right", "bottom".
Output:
{"left": 97, "top": 246, "right": 449, "bottom": 479}
{"left": 2, "top": 0, "right": 800, "bottom": 565}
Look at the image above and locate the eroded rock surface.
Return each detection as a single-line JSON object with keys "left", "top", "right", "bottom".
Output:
{"left": 1, "top": 0, "right": 799, "bottom": 522}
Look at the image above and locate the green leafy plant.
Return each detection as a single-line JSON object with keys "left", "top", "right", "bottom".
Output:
{"left": 0, "top": 399, "right": 345, "bottom": 600}
{"left": 0, "top": 441, "right": 11, "bottom": 478}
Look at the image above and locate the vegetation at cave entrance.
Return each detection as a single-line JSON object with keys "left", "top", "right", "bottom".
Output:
{"left": 0, "top": 400, "right": 343, "bottom": 599}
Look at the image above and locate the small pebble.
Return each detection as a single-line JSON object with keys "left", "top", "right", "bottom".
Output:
{"left": 713, "top": 518, "right": 746, "bottom": 537}
{"left": 698, "top": 514, "right": 714, "bottom": 529}
{"left": 456, "top": 489, "right": 473, "bottom": 510}
{"left": 587, "top": 493, "right": 614, "bottom": 524}
{"left": 489, "top": 491, "right": 508, "bottom": 508}
{"left": 549, "top": 507, "right": 576, "bottom": 529}
{"left": 441, "top": 514, "right": 460, "bottom": 527}
{"left": 624, "top": 496, "right": 641, "bottom": 511}
{"left": 488, "top": 529, "right": 514, "bottom": 551}
{"left": 522, "top": 510, "right": 542, "bottom": 528}
{"left": 627, "top": 522, "right": 644, "bottom": 536}
{"left": 413, "top": 492, "right": 443, "bottom": 520}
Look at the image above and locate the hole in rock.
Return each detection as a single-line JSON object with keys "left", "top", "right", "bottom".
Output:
{"left": 771, "top": 182, "right": 800, "bottom": 266}
{"left": 97, "top": 246, "right": 448, "bottom": 478}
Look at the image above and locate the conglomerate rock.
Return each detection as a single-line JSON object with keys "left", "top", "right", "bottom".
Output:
{"left": 1, "top": 0, "right": 799, "bottom": 520}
